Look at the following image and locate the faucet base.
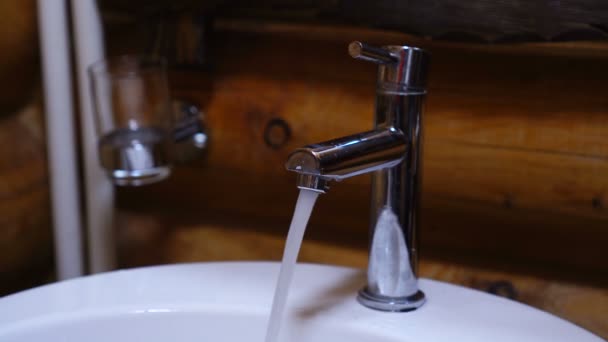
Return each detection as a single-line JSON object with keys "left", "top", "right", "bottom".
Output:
{"left": 357, "top": 287, "right": 426, "bottom": 312}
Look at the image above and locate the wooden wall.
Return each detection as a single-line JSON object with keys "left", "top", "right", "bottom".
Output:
{"left": 116, "top": 22, "right": 608, "bottom": 275}
{"left": 0, "top": 0, "right": 53, "bottom": 295}
{"left": 112, "top": 22, "right": 608, "bottom": 336}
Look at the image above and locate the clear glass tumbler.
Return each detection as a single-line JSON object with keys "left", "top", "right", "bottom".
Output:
{"left": 89, "top": 55, "right": 172, "bottom": 186}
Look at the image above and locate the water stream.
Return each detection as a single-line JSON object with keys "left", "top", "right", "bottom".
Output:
{"left": 264, "top": 189, "right": 320, "bottom": 342}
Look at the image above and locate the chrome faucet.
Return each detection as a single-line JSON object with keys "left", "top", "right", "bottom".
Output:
{"left": 285, "top": 41, "right": 429, "bottom": 312}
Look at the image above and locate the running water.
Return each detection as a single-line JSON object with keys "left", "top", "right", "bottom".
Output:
{"left": 264, "top": 189, "right": 320, "bottom": 342}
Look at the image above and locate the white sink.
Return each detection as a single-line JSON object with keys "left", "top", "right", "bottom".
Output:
{"left": 0, "top": 262, "right": 602, "bottom": 341}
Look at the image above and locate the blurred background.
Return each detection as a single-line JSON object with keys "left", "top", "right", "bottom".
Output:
{"left": 0, "top": 0, "right": 606, "bottom": 338}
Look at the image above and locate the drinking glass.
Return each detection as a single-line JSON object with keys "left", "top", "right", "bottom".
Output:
{"left": 89, "top": 55, "right": 172, "bottom": 186}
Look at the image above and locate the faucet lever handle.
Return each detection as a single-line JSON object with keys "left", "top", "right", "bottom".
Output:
{"left": 348, "top": 41, "right": 397, "bottom": 64}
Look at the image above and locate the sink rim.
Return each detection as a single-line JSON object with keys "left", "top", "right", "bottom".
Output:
{"left": 0, "top": 261, "right": 602, "bottom": 342}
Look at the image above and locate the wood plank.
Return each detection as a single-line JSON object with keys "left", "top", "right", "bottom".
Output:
{"left": 426, "top": 54, "right": 608, "bottom": 158}
{"left": 0, "top": 101, "right": 52, "bottom": 278}
{"left": 420, "top": 196, "right": 608, "bottom": 279}
{"left": 169, "top": 28, "right": 608, "bottom": 159}
{"left": 117, "top": 154, "right": 608, "bottom": 276}
{"left": 103, "top": 0, "right": 608, "bottom": 48}
{"left": 0, "top": 1, "right": 55, "bottom": 294}
{"left": 424, "top": 141, "right": 608, "bottom": 219}
{"left": 214, "top": 20, "right": 608, "bottom": 58}
{"left": 0, "top": 0, "right": 38, "bottom": 114}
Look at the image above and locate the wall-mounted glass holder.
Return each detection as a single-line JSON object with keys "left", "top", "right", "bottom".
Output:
{"left": 89, "top": 55, "right": 206, "bottom": 186}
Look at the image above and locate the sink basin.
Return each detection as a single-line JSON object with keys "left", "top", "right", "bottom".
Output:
{"left": 0, "top": 262, "right": 602, "bottom": 341}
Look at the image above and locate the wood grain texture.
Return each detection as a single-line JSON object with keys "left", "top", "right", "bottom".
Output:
{"left": 214, "top": 20, "right": 608, "bottom": 58}
{"left": 0, "top": 100, "right": 53, "bottom": 294}
{"left": 101, "top": 1, "right": 608, "bottom": 43}
{"left": 114, "top": 25, "right": 608, "bottom": 277}
{"left": 0, "top": 1, "right": 52, "bottom": 294}
{"left": 425, "top": 141, "right": 608, "bottom": 219}
{"left": 0, "top": 0, "right": 38, "bottom": 114}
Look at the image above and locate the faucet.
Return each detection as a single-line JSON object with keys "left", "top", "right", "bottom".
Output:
{"left": 285, "top": 41, "right": 429, "bottom": 312}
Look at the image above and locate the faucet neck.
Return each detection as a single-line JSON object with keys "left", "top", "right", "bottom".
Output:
{"left": 357, "top": 44, "right": 429, "bottom": 312}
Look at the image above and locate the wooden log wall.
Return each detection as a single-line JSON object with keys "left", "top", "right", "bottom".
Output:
{"left": 0, "top": 0, "right": 38, "bottom": 114}
{"left": 116, "top": 22, "right": 608, "bottom": 276}
{"left": 111, "top": 22, "right": 608, "bottom": 337}
{"left": 0, "top": 0, "right": 53, "bottom": 295}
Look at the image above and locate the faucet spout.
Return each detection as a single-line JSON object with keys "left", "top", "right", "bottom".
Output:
{"left": 285, "top": 128, "right": 407, "bottom": 184}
